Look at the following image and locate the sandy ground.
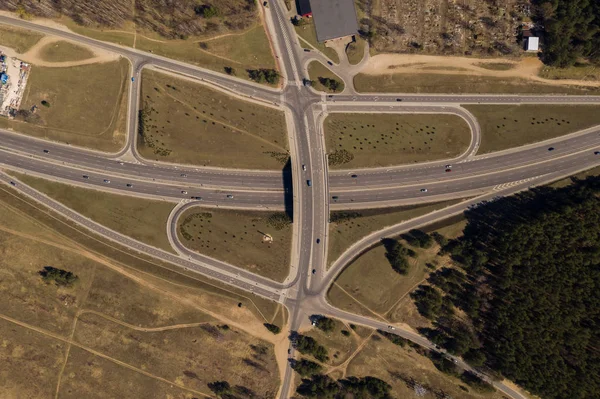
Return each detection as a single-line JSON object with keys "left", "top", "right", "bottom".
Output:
{"left": 0, "top": 35, "right": 118, "bottom": 67}
{"left": 360, "top": 53, "right": 600, "bottom": 88}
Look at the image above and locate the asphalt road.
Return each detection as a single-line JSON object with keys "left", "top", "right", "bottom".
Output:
{"left": 1, "top": 7, "right": 598, "bottom": 399}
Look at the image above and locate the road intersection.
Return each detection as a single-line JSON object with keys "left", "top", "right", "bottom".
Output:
{"left": 1, "top": 2, "right": 600, "bottom": 398}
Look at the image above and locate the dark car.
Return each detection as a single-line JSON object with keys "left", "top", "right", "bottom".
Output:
{"left": 82, "top": 175, "right": 89, "bottom": 179}
{"left": 351, "top": 174, "right": 357, "bottom": 178}
{"left": 191, "top": 196, "right": 203, "bottom": 200}
{"left": 594, "top": 151, "right": 600, "bottom": 155}
{"left": 445, "top": 168, "right": 452, "bottom": 172}
{"left": 396, "top": 98, "right": 402, "bottom": 102}
{"left": 327, "top": 61, "right": 333, "bottom": 66}
{"left": 312, "top": 269, "right": 316, "bottom": 274}
{"left": 303, "top": 49, "right": 310, "bottom": 52}
{"left": 316, "top": 238, "right": 320, "bottom": 244}
{"left": 43, "top": 149, "right": 50, "bottom": 153}
{"left": 307, "top": 180, "right": 312, "bottom": 187}
{"left": 548, "top": 147, "right": 555, "bottom": 151}
{"left": 126, "top": 183, "right": 133, "bottom": 188}
{"left": 332, "top": 195, "right": 339, "bottom": 200}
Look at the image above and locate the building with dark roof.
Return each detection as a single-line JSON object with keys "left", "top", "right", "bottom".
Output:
{"left": 297, "top": 0, "right": 312, "bottom": 17}
{"left": 310, "top": 0, "right": 359, "bottom": 42}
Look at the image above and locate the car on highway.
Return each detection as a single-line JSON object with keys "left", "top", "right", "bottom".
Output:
{"left": 43, "top": 149, "right": 49, "bottom": 153}
{"left": 445, "top": 164, "right": 452, "bottom": 168}
{"left": 126, "top": 183, "right": 133, "bottom": 188}
{"left": 227, "top": 194, "right": 234, "bottom": 199}
{"left": 302, "top": 164, "right": 306, "bottom": 171}
{"left": 303, "top": 49, "right": 310, "bottom": 52}
{"left": 180, "top": 173, "right": 187, "bottom": 177}
{"left": 327, "top": 61, "right": 333, "bottom": 66}
{"left": 118, "top": 161, "right": 124, "bottom": 165}
{"left": 312, "top": 269, "right": 316, "bottom": 274}
{"left": 131, "top": 77, "right": 135, "bottom": 82}
{"left": 332, "top": 196, "right": 339, "bottom": 201}
{"left": 420, "top": 188, "right": 428, "bottom": 192}
{"left": 181, "top": 190, "right": 188, "bottom": 194}
{"left": 82, "top": 175, "right": 89, "bottom": 179}
{"left": 595, "top": 151, "right": 600, "bottom": 155}
{"left": 548, "top": 147, "right": 555, "bottom": 151}
{"left": 307, "top": 180, "right": 312, "bottom": 187}
{"left": 387, "top": 325, "right": 395, "bottom": 330}
{"left": 9, "top": 181, "right": 16, "bottom": 186}
{"left": 396, "top": 98, "right": 402, "bottom": 102}
{"left": 191, "top": 196, "right": 203, "bottom": 200}
{"left": 103, "top": 179, "right": 110, "bottom": 184}
{"left": 351, "top": 174, "right": 357, "bottom": 178}
{"left": 316, "top": 238, "right": 320, "bottom": 244}
{"left": 445, "top": 168, "right": 452, "bottom": 172}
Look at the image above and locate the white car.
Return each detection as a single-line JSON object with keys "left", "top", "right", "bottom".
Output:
{"left": 103, "top": 179, "right": 110, "bottom": 184}
{"left": 181, "top": 190, "right": 188, "bottom": 194}
{"left": 420, "top": 188, "right": 428, "bottom": 193}
{"left": 302, "top": 165, "right": 306, "bottom": 171}
{"left": 387, "top": 325, "right": 395, "bottom": 330}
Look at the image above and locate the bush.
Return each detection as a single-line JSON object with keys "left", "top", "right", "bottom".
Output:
{"left": 293, "top": 334, "right": 328, "bottom": 362}
{"left": 341, "top": 329, "right": 350, "bottom": 336}
{"left": 263, "top": 323, "right": 281, "bottom": 334}
{"left": 461, "top": 371, "right": 495, "bottom": 393}
{"left": 292, "top": 359, "right": 322, "bottom": 376}
{"left": 39, "top": 266, "right": 78, "bottom": 287}
{"left": 207, "top": 380, "right": 230, "bottom": 396}
{"left": 318, "top": 77, "right": 341, "bottom": 92}
{"left": 382, "top": 238, "right": 410, "bottom": 274}
{"left": 247, "top": 68, "right": 280, "bottom": 85}
{"left": 224, "top": 66, "right": 236, "bottom": 75}
{"left": 328, "top": 149, "right": 354, "bottom": 166}
{"left": 195, "top": 5, "right": 219, "bottom": 18}
{"left": 41, "top": 100, "right": 50, "bottom": 107}
{"left": 266, "top": 213, "right": 292, "bottom": 230}
{"left": 314, "top": 316, "right": 335, "bottom": 333}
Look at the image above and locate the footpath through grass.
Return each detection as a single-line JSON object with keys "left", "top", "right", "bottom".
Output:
{"left": 0, "top": 185, "right": 280, "bottom": 398}
{"left": 463, "top": 104, "right": 600, "bottom": 153}
{"left": 294, "top": 21, "right": 340, "bottom": 63}
{"left": 178, "top": 207, "right": 292, "bottom": 282}
{"left": 0, "top": 58, "right": 129, "bottom": 152}
{"left": 324, "top": 113, "right": 471, "bottom": 168}
{"left": 354, "top": 73, "right": 600, "bottom": 94}
{"left": 38, "top": 40, "right": 95, "bottom": 62}
{"left": 328, "top": 200, "right": 463, "bottom": 267}
{"left": 308, "top": 61, "right": 345, "bottom": 93}
{"left": 10, "top": 173, "right": 175, "bottom": 253}
{"left": 0, "top": 24, "right": 43, "bottom": 53}
{"left": 138, "top": 69, "right": 288, "bottom": 168}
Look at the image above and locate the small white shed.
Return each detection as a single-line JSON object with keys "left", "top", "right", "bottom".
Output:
{"left": 526, "top": 37, "right": 539, "bottom": 52}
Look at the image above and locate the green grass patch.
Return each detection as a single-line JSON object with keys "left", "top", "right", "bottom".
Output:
{"left": 294, "top": 22, "right": 340, "bottom": 63}
{"left": 324, "top": 113, "right": 471, "bottom": 168}
{"left": 0, "top": 24, "right": 43, "bottom": 53}
{"left": 328, "top": 201, "right": 462, "bottom": 267}
{"left": 138, "top": 69, "right": 288, "bottom": 168}
{"left": 539, "top": 63, "right": 600, "bottom": 81}
{"left": 463, "top": 104, "right": 600, "bottom": 153}
{"left": 346, "top": 38, "right": 366, "bottom": 65}
{"left": 178, "top": 207, "right": 292, "bottom": 282}
{"left": 308, "top": 61, "right": 345, "bottom": 93}
{"left": 37, "top": 40, "right": 95, "bottom": 62}
{"left": 354, "top": 73, "right": 600, "bottom": 94}
{"left": 10, "top": 172, "right": 175, "bottom": 253}
{"left": 0, "top": 58, "right": 128, "bottom": 152}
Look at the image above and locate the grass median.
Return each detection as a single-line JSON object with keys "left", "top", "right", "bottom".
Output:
{"left": 324, "top": 113, "right": 471, "bottom": 168}
{"left": 463, "top": 104, "right": 600, "bottom": 153}
{"left": 354, "top": 72, "right": 600, "bottom": 94}
{"left": 37, "top": 40, "right": 95, "bottom": 62}
{"left": 178, "top": 207, "right": 292, "bottom": 282}
{"left": 138, "top": 69, "right": 289, "bottom": 168}
{"left": 0, "top": 58, "right": 129, "bottom": 152}
{"left": 308, "top": 61, "right": 345, "bottom": 93}
{"left": 9, "top": 172, "right": 175, "bottom": 253}
{"left": 346, "top": 37, "right": 366, "bottom": 65}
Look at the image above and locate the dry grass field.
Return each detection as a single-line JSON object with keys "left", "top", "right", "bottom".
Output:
{"left": 346, "top": 37, "right": 367, "bottom": 65}
{"left": 38, "top": 40, "right": 95, "bottom": 62}
{"left": 138, "top": 69, "right": 288, "bottom": 168}
{"left": 178, "top": 207, "right": 292, "bottom": 281}
{"left": 294, "top": 21, "right": 340, "bottom": 63}
{"left": 12, "top": 173, "right": 176, "bottom": 253}
{"left": 0, "top": 24, "right": 43, "bottom": 53}
{"left": 308, "top": 61, "right": 345, "bottom": 93}
{"left": 463, "top": 104, "right": 600, "bottom": 153}
{"left": 0, "top": 58, "right": 129, "bottom": 152}
{"left": 324, "top": 113, "right": 471, "bottom": 168}
{"left": 0, "top": 184, "right": 282, "bottom": 397}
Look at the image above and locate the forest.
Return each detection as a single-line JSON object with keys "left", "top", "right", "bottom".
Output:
{"left": 535, "top": 0, "right": 600, "bottom": 66}
{"left": 412, "top": 176, "right": 600, "bottom": 399}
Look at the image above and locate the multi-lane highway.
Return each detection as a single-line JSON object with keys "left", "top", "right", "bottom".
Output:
{"left": 1, "top": 2, "right": 599, "bottom": 398}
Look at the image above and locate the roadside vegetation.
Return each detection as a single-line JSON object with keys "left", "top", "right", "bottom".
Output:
{"left": 307, "top": 61, "right": 344, "bottom": 93}
{"left": 411, "top": 177, "right": 600, "bottom": 399}
{"left": 178, "top": 207, "right": 292, "bottom": 281}
{"left": 138, "top": 69, "right": 288, "bottom": 168}
{"left": 11, "top": 173, "right": 176, "bottom": 252}
{"left": 353, "top": 73, "right": 600, "bottom": 95}
{"left": 0, "top": 58, "right": 129, "bottom": 152}
{"left": 324, "top": 113, "right": 470, "bottom": 168}
{"left": 0, "top": 183, "right": 282, "bottom": 398}
{"left": 345, "top": 37, "right": 366, "bottom": 65}
{"left": 328, "top": 201, "right": 463, "bottom": 267}
{"left": 463, "top": 104, "right": 600, "bottom": 153}
{"left": 37, "top": 40, "right": 95, "bottom": 62}
{"left": 293, "top": 20, "right": 339, "bottom": 63}
{"left": 0, "top": 24, "right": 43, "bottom": 53}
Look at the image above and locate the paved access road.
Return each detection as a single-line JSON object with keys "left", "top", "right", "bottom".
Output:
{"left": 2, "top": 3, "right": 599, "bottom": 398}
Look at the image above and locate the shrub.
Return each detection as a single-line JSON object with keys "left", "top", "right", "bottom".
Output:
{"left": 39, "top": 266, "right": 78, "bottom": 287}
{"left": 292, "top": 359, "right": 322, "bottom": 376}
{"left": 264, "top": 323, "right": 281, "bottom": 334}
{"left": 41, "top": 100, "right": 50, "bottom": 107}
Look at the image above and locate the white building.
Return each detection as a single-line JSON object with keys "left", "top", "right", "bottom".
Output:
{"left": 526, "top": 37, "right": 539, "bottom": 52}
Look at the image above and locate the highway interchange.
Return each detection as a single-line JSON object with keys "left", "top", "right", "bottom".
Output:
{"left": 1, "top": 1, "right": 600, "bottom": 397}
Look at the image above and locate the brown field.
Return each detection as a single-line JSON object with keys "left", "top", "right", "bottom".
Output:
{"left": 463, "top": 104, "right": 600, "bottom": 153}
{"left": 178, "top": 207, "right": 292, "bottom": 282}
{"left": 0, "top": 58, "right": 129, "bottom": 152}
{"left": 0, "top": 183, "right": 283, "bottom": 397}
{"left": 324, "top": 113, "right": 471, "bottom": 168}
{"left": 0, "top": 24, "right": 43, "bottom": 53}
{"left": 38, "top": 40, "right": 95, "bottom": 62}
{"left": 138, "top": 69, "right": 288, "bottom": 168}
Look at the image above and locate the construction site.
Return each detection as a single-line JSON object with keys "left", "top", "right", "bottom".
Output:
{"left": 0, "top": 50, "right": 30, "bottom": 117}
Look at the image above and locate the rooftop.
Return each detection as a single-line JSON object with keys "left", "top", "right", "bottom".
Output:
{"left": 310, "top": 0, "right": 359, "bottom": 42}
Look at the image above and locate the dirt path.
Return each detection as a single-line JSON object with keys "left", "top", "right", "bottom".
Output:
{"left": 360, "top": 53, "right": 600, "bottom": 88}
{"left": 0, "top": 35, "right": 119, "bottom": 67}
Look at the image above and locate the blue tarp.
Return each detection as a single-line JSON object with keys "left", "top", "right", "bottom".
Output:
{"left": 0, "top": 73, "right": 8, "bottom": 85}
